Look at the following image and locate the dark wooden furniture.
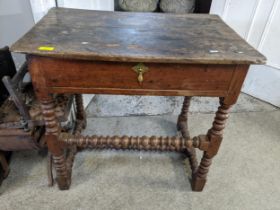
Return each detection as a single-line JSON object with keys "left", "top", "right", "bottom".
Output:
{"left": 0, "top": 47, "right": 17, "bottom": 104}
{"left": 11, "top": 8, "right": 266, "bottom": 191}
{"left": 0, "top": 46, "right": 17, "bottom": 183}
{"left": 0, "top": 47, "right": 86, "bottom": 186}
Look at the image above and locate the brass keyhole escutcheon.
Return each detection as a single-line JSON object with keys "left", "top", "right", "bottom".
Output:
{"left": 132, "top": 63, "right": 149, "bottom": 84}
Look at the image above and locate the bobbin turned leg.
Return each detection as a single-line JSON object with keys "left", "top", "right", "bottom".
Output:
{"left": 192, "top": 98, "right": 232, "bottom": 191}
{"left": 29, "top": 57, "right": 71, "bottom": 190}
{"left": 74, "top": 94, "right": 87, "bottom": 130}
{"left": 177, "top": 97, "right": 198, "bottom": 174}
{"left": 62, "top": 94, "right": 87, "bottom": 183}
{"left": 40, "top": 95, "right": 70, "bottom": 190}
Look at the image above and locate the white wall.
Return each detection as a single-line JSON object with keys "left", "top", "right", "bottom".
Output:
{"left": 29, "top": 0, "right": 55, "bottom": 23}
{"left": 30, "top": 0, "right": 114, "bottom": 23}
{"left": 0, "top": 0, "right": 35, "bottom": 66}
{"left": 211, "top": 0, "right": 280, "bottom": 107}
{"left": 58, "top": 0, "right": 114, "bottom": 11}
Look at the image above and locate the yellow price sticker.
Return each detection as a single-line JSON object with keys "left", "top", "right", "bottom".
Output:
{"left": 38, "top": 46, "right": 55, "bottom": 51}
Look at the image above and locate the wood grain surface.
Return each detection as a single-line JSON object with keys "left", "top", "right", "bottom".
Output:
{"left": 11, "top": 8, "right": 265, "bottom": 64}
{"left": 28, "top": 56, "right": 246, "bottom": 97}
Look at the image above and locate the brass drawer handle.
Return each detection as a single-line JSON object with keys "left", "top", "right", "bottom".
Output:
{"left": 132, "top": 63, "right": 149, "bottom": 84}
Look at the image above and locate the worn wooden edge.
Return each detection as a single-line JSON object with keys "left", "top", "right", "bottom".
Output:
{"left": 45, "top": 87, "right": 228, "bottom": 97}
{"left": 11, "top": 51, "right": 266, "bottom": 65}
{"left": 27, "top": 55, "right": 248, "bottom": 71}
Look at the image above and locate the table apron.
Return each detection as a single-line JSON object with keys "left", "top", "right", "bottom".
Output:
{"left": 28, "top": 56, "right": 248, "bottom": 100}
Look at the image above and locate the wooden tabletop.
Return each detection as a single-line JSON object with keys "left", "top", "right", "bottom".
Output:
{"left": 11, "top": 8, "right": 266, "bottom": 64}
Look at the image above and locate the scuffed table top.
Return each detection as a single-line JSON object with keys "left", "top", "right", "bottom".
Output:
{"left": 11, "top": 8, "right": 266, "bottom": 64}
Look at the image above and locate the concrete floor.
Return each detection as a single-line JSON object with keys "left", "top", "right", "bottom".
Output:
{"left": 0, "top": 108, "right": 280, "bottom": 209}
{"left": 86, "top": 93, "right": 279, "bottom": 117}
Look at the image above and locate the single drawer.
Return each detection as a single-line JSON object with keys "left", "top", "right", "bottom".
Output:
{"left": 30, "top": 57, "right": 237, "bottom": 96}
